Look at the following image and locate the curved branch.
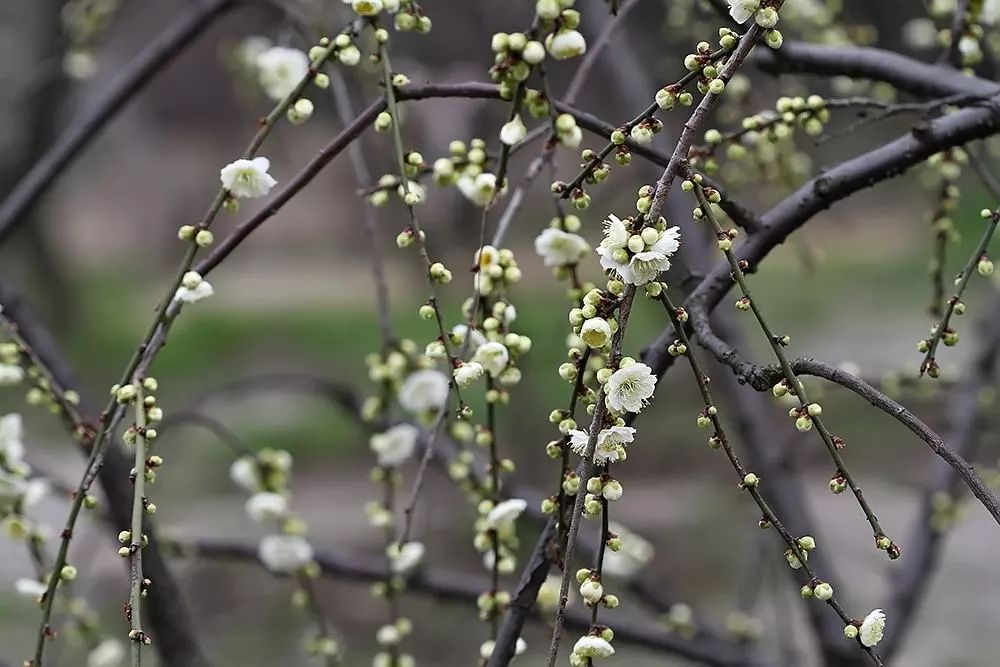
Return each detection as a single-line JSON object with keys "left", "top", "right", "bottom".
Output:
{"left": 0, "top": 0, "right": 240, "bottom": 246}
{"left": 683, "top": 302, "right": 1000, "bottom": 528}
{"left": 756, "top": 42, "right": 999, "bottom": 98}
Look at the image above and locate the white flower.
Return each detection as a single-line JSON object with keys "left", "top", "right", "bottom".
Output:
{"left": 984, "top": 0, "right": 1000, "bottom": 24}
{"left": 352, "top": 0, "right": 383, "bottom": 16}
{"left": 397, "top": 180, "right": 426, "bottom": 204}
{"left": 485, "top": 498, "right": 527, "bottom": 530}
{"left": 388, "top": 541, "right": 425, "bottom": 574}
{"left": 859, "top": 609, "right": 886, "bottom": 647}
{"left": 338, "top": 45, "right": 361, "bottom": 67}
{"left": 476, "top": 245, "right": 501, "bottom": 271}
{"left": 458, "top": 172, "right": 504, "bottom": 206}
{"left": 0, "top": 413, "right": 26, "bottom": 470}
{"left": 559, "top": 124, "right": 583, "bottom": 148}
{"left": 579, "top": 578, "right": 603, "bottom": 603}
{"left": 596, "top": 214, "right": 634, "bottom": 283}
{"left": 220, "top": 156, "right": 277, "bottom": 198}
{"left": 546, "top": 29, "right": 587, "bottom": 60}
{"left": 628, "top": 226, "right": 681, "bottom": 285}
{"left": 728, "top": 0, "right": 759, "bottom": 23}
{"left": 569, "top": 425, "right": 635, "bottom": 464}
{"left": 173, "top": 280, "right": 214, "bottom": 304}
{"left": 454, "top": 361, "right": 485, "bottom": 388}
{"left": 605, "top": 363, "right": 656, "bottom": 414}
{"left": 572, "top": 635, "right": 615, "bottom": 659}
{"left": 474, "top": 342, "right": 510, "bottom": 377}
{"left": 87, "top": 639, "right": 126, "bottom": 667}
{"left": 230, "top": 456, "right": 261, "bottom": 491}
{"left": 534, "top": 228, "right": 589, "bottom": 267}
{"left": 399, "top": 369, "right": 450, "bottom": 414}
{"left": 452, "top": 324, "right": 488, "bottom": 354}
{"left": 14, "top": 577, "right": 48, "bottom": 599}
{"left": 256, "top": 46, "right": 309, "bottom": 100}
{"left": 22, "top": 478, "right": 49, "bottom": 509}
{"left": 480, "top": 638, "right": 527, "bottom": 660}
{"left": 237, "top": 36, "right": 272, "bottom": 69}
{"left": 602, "top": 521, "right": 654, "bottom": 579}
{"left": 500, "top": 114, "right": 527, "bottom": 146}
{"left": 245, "top": 492, "right": 288, "bottom": 523}
{"left": 580, "top": 318, "right": 611, "bottom": 349}
{"left": 370, "top": 424, "right": 419, "bottom": 467}
{"left": 0, "top": 363, "right": 24, "bottom": 385}
{"left": 258, "top": 534, "right": 313, "bottom": 573}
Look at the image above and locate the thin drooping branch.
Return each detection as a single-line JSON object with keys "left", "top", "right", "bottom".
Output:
{"left": 881, "top": 296, "right": 1000, "bottom": 659}
{"left": 0, "top": 282, "right": 209, "bottom": 667}
{"left": 683, "top": 297, "right": 1000, "bottom": 528}
{"left": 0, "top": 0, "right": 240, "bottom": 246}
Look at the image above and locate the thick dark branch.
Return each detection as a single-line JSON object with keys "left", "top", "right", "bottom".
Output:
{"left": 646, "top": 94, "right": 1000, "bottom": 379}
{"left": 0, "top": 0, "right": 239, "bottom": 246}
{"left": 756, "top": 42, "right": 999, "bottom": 98}
{"left": 178, "top": 536, "right": 762, "bottom": 666}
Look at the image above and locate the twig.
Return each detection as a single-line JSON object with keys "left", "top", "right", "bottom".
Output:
{"left": 0, "top": 0, "right": 240, "bottom": 246}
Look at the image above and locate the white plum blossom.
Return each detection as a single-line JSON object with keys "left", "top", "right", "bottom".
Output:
{"left": 534, "top": 228, "right": 589, "bottom": 267}
{"left": 452, "top": 324, "right": 488, "bottom": 353}
{"left": 474, "top": 342, "right": 510, "bottom": 377}
{"left": 220, "top": 157, "right": 277, "bottom": 199}
{"left": 729, "top": 0, "right": 759, "bottom": 23}
{"left": 229, "top": 456, "right": 261, "bottom": 491}
{"left": 458, "top": 172, "right": 504, "bottom": 206}
{"left": 860, "top": 609, "right": 886, "bottom": 647}
{"left": 480, "top": 638, "right": 527, "bottom": 660}
{"left": 370, "top": 424, "right": 419, "bottom": 467}
{"left": 629, "top": 226, "right": 681, "bottom": 285}
{"left": 174, "top": 271, "right": 213, "bottom": 304}
{"left": 388, "top": 541, "right": 425, "bottom": 574}
{"left": 569, "top": 425, "right": 635, "bottom": 464}
{"left": 605, "top": 363, "right": 657, "bottom": 413}
{"left": 0, "top": 363, "right": 24, "bottom": 385}
{"left": 580, "top": 317, "right": 611, "bottom": 349}
{"left": 454, "top": 361, "right": 485, "bottom": 388}
{"left": 245, "top": 492, "right": 288, "bottom": 523}
{"left": 22, "top": 478, "right": 49, "bottom": 509}
{"left": 338, "top": 45, "right": 362, "bottom": 67}
{"left": 0, "top": 413, "right": 26, "bottom": 471}
{"left": 500, "top": 114, "right": 527, "bottom": 146}
{"left": 573, "top": 635, "right": 615, "bottom": 659}
{"left": 256, "top": 46, "right": 309, "bottom": 100}
{"left": 399, "top": 369, "right": 450, "bottom": 414}
{"left": 351, "top": 0, "right": 383, "bottom": 16}
{"left": 87, "top": 639, "right": 126, "bottom": 667}
{"left": 546, "top": 29, "right": 587, "bottom": 59}
{"left": 258, "top": 534, "right": 313, "bottom": 573}
{"left": 602, "top": 521, "right": 654, "bottom": 579}
{"left": 485, "top": 498, "right": 527, "bottom": 531}
{"left": 596, "top": 214, "right": 634, "bottom": 282}
{"left": 14, "top": 577, "right": 48, "bottom": 599}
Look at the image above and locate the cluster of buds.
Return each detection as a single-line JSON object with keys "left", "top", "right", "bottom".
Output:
{"left": 787, "top": 402, "right": 823, "bottom": 432}
{"left": 348, "top": 0, "right": 431, "bottom": 33}
{"left": 576, "top": 568, "right": 619, "bottom": 609}
{"left": 0, "top": 340, "right": 24, "bottom": 387}
{"left": 489, "top": 31, "right": 545, "bottom": 92}
{"left": 784, "top": 535, "right": 816, "bottom": 569}
{"left": 683, "top": 40, "right": 729, "bottom": 96}
{"left": 536, "top": 0, "right": 588, "bottom": 60}
{"left": 874, "top": 533, "right": 901, "bottom": 560}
